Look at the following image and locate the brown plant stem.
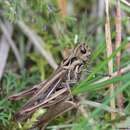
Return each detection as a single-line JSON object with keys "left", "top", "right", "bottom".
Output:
{"left": 115, "top": 0, "right": 124, "bottom": 110}
{"left": 105, "top": 0, "right": 116, "bottom": 120}
{"left": 57, "top": 0, "right": 67, "bottom": 17}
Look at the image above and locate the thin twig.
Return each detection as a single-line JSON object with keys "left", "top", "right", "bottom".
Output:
{"left": 17, "top": 21, "right": 58, "bottom": 70}
{"left": 105, "top": 0, "right": 116, "bottom": 120}
{"left": 95, "top": 64, "right": 130, "bottom": 84}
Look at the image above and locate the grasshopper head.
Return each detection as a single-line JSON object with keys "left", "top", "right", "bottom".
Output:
{"left": 74, "top": 43, "right": 91, "bottom": 63}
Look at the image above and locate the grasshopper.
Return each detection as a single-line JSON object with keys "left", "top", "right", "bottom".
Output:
{"left": 8, "top": 43, "right": 91, "bottom": 128}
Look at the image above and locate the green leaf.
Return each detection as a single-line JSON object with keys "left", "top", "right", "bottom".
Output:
{"left": 73, "top": 73, "right": 130, "bottom": 94}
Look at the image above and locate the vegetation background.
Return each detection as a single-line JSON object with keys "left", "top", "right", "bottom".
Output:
{"left": 0, "top": 0, "right": 130, "bottom": 130}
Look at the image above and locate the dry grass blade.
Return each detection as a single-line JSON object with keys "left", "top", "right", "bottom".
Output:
{"left": 17, "top": 21, "right": 58, "bottom": 70}
{"left": 0, "top": 21, "right": 23, "bottom": 68}
{"left": 120, "top": 0, "right": 130, "bottom": 7}
{"left": 0, "top": 22, "right": 14, "bottom": 81}
{"left": 81, "top": 100, "right": 124, "bottom": 115}
{"left": 96, "top": 0, "right": 105, "bottom": 41}
{"left": 105, "top": 0, "right": 116, "bottom": 120}
{"left": 0, "top": 36, "right": 10, "bottom": 80}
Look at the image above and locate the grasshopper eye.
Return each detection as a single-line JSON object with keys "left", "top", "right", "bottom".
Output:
{"left": 80, "top": 47, "right": 86, "bottom": 54}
